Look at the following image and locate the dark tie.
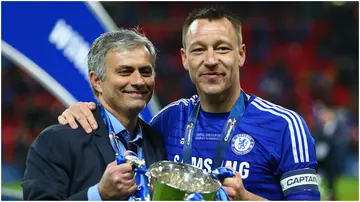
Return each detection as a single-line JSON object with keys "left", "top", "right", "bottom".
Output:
{"left": 121, "top": 130, "right": 131, "bottom": 143}
{"left": 116, "top": 130, "right": 138, "bottom": 154}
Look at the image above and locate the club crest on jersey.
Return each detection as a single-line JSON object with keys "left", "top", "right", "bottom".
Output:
{"left": 231, "top": 134, "right": 255, "bottom": 155}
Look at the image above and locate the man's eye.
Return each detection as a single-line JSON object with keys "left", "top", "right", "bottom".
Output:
{"left": 191, "top": 48, "right": 204, "bottom": 53}
{"left": 140, "top": 71, "right": 153, "bottom": 77}
{"left": 119, "top": 70, "right": 132, "bottom": 76}
{"left": 139, "top": 67, "right": 153, "bottom": 77}
{"left": 217, "top": 47, "right": 230, "bottom": 53}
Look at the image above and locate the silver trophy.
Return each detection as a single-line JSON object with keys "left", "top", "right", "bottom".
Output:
{"left": 147, "top": 161, "right": 221, "bottom": 201}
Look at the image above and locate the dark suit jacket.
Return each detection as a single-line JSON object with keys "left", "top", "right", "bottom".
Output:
{"left": 22, "top": 108, "right": 167, "bottom": 200}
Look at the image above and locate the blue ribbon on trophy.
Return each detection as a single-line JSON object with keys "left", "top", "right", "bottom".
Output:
{"left": 178, "top": 167, "right": 235, "bottom": 201}
{"left": 211, "top": 167, "right": 235, "bottom": 201}
{"left": 116, "top": 151, "right": 150, "bottom": 201}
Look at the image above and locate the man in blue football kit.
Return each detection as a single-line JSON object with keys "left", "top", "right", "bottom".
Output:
{"left": 57, "top": 7, "right": 320, "bottom": 200}
{"left": 150, "top": 94, "right": 319, "bottom": 200}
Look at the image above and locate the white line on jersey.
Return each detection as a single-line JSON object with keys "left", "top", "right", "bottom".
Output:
{"left": 254, "top": 98, "right": 306, "bottom": 163}
{"left": 251, "top": 100, "right": 299, "bottom": 163}
{"left": 256, "top": 97, "right": 309, "bottom": 162}
{"left": 150, "top": 98, "right": 190, "bottom": 123}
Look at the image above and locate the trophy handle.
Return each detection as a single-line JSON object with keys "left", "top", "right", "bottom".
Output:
{"left": 117, "top": 152, "right": 151, "bottom": 201}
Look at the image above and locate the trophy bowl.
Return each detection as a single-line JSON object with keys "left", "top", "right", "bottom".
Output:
{"left": 147, "top": 161, "right": 221, "bottom": 201}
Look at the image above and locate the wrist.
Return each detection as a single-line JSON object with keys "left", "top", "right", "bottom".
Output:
{"left": 238, "top": 188, "right": 248, "bottom": 200}
{"left": 97, "top": 184, "right": 107, "bottom": 200}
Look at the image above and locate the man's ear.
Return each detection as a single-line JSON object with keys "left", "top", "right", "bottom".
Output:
{"left": 238, "top": 44, "right": 246, "bottom": 68}
{"left": 89, "top": 71, "right": 102, "bottom": 94}
{"left": 180, "top": 48, "right": 189, "bottom": 71}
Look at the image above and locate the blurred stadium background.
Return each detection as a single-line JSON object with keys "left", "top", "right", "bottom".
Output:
{"left": 1, "top": 1, "right": 359, "bottom": 200}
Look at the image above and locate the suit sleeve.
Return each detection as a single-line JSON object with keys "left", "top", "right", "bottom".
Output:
{"left": 276, "top": 114, "right": 320, "bottom": 200}
{"left": 22, "top": 125, "right": 88, "bottom": 200}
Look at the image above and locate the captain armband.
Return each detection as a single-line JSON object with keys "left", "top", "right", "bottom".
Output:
{"left": 280, "top": 168, "right": 319, "bottom": 195}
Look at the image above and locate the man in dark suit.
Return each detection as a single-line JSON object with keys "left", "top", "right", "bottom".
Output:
{"left": 22, "top": 29, "right": 167, "bottom": 200}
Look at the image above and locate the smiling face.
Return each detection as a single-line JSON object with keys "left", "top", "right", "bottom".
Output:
{"left": 181, "top": 18, "right": 246, "bottom": 97}
{"left": 91, "top": 45, "right": 155, "bottom": 115}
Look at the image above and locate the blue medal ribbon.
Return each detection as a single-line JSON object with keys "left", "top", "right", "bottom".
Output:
{"left": 182, "top": 91, "right": 247, "bottom": 201}
{"left": 182, "top": 90, "right": 248, "bottom": 169}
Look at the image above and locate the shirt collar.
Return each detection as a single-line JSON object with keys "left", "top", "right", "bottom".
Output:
{"left": 103, "top": 108, "right": 143, "bottom": 143}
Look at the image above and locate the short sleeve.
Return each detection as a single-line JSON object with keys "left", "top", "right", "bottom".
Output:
{"left": 276, "top": 114, "right": 320, "bottom": 200}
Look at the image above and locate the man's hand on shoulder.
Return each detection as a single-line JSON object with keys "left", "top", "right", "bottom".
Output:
{"left": 58, "top": 102, "right": 97, "bottom": 133}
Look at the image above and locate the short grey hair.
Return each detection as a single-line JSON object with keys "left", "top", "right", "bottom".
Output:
{"left": 88, "top": 28, "right": 157, "bottom": 96}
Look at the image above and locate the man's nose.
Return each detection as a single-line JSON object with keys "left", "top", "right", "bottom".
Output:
{"left": 131, "top": 71, "right": 145, "bottom": 86}
{"left": 204, "top": 49, "right": 219, "bottom": 67}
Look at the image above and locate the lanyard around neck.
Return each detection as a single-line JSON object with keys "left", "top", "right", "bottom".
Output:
{"left": 182, "top": 90, "right": 247, "bottom": 169}
{"left": 100, "top": 105, "right": 144, "bottom": 160}
{"left": 100, "top": 105, "right": 122, "bottom": 156}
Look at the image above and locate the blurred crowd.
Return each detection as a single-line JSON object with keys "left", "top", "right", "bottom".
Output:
{"left": 1, "top": 2, "right": 358, "bottom": 200}
{"left": 2, "top": 60, "right": 66, "bottom": 181}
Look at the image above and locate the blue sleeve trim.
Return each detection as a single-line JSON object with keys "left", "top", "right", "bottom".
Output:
{"left": 285, "top": 190, "right": 321, "bottom": 201}
{"left": 283, "top": 184, "right": 319, "bottom": 195}
{"left": 87, "top": 184, "right": 102, "bottom": 201}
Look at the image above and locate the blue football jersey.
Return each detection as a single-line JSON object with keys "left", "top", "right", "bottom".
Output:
{"left": 150, "top": 94, "right": 320, "bottom": 200}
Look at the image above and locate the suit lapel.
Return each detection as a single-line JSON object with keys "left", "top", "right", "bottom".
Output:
{"left": 93, "top": 108, "right": 115, "bottom": 166}
{"left": 140, "top": 119, "right": 156, "bottom": 168}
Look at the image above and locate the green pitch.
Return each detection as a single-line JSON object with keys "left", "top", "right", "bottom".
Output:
{"left": 319, "top": 175, "right": 359, "bottom": 201}
{"left": 2, "top": 182, "right": 22, "bottom": 190}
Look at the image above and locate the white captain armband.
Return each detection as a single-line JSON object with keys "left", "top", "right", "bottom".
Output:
{"left": 280, "top": 168, "right": 319, "bottom": 195}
